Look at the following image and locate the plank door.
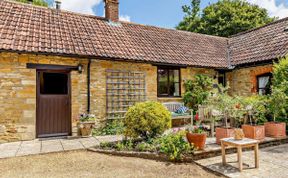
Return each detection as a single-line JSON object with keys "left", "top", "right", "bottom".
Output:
{"left": 36, "top": 70, "right": 71, "bottom": 138}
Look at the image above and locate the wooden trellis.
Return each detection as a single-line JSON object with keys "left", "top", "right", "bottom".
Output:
{"left": 106, "top": 69, "right": 146, "bottom": 120}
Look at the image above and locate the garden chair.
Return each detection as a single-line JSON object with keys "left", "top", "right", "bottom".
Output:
{"left": 163, "top": 102, "right": 193, "bottom": 126}
{"left": 198, "top": 105, "right": 223, "bottom": 137}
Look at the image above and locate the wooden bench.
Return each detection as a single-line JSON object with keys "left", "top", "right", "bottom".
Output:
{"left": 163, "top": 102, "right": 193, "bottom": 126}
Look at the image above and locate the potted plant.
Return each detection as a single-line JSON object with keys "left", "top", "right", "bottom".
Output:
{"left": 265, "top": 87, "right": 287, "bottom": 138}
{"left": 78, "top": 113, "right": 96, "bottom": 137}
{"left": 186, "top": 124, "right": 207, "bottom": 150}
{"left": 241, "top": 96, "right": 266, "bottom": 141}
{"left": 264, "top": 58, "right": 288, "bottom": 138}
{"left": 207, "top": 85, "right": 236, "bottom": 144}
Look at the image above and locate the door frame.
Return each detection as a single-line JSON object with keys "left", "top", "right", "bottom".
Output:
{"left": 36, "top": 69, "right": 72, "bottom": 138}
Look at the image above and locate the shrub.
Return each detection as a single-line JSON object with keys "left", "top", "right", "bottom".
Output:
{"left": 183, "top": 74, "right": 213, "bottom": 110}
{"left": 124, "top": 101, "right": 171, "bottom": 140}
{"left": 93, "top": 120, "right": 124, "bottom": 136}
{"left": 135, "top": 142, "right": 156, "bottom": 152}
{"left": 270, "top": 57, "right": 288, "bottom": 121}
{"left": 153, "top": 131, "right": 194, "bottom": 161}
{"left": 242, "top": 95, "right": 268, "bottom": 125}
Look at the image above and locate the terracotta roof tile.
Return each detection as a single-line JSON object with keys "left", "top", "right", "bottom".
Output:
{"left": 0, "top": 0, "right": 228, "bottom": 68}
{"left": 229, "top": 18, "right": 288, "bottom": 66}
{"left": 0, "top": 0, "right": 287, "bottom": 69}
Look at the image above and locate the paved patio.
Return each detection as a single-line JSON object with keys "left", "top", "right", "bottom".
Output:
{"left": 196, "top": 144, "right": 288, "bottom": 178}
{"left": 0, "top": 135, "right": 123, "bottom": 159}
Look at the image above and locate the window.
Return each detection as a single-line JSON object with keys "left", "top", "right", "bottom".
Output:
{"left": 257, "top": 73, "right": 272, "bottom": 95}
{"left": 157, "top": 67, "right": 180, "bottom": 97}
{"left": 218, "top": 71, "right": 226, "bottom": 87}
{"left": 40, "top": 72, "right": 68, "bottom": 95}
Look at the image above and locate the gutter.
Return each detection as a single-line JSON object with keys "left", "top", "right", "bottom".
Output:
{"left": 87, "top": 59, "right": 91, "bottom": 113}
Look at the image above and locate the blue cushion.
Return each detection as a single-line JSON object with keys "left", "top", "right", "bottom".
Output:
{"left": 175, "top": 106, "right": 189, "bottom": 114}
{"left": 171, "top": 112, "right": 190, "bottom": 117}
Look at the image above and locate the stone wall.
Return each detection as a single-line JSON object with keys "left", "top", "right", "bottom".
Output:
{"left": 226, "top": 64, "right": 273, "bottom": 96}
{"left": 0, "top": 52, "right": 217, "bottom": 142}
{"left": 0, "top": 52, "right": 87, "bottom": 143}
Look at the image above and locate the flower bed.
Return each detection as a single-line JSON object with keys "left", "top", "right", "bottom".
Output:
{"left": 96, "top": 131, "right": 195, "bottom": 161}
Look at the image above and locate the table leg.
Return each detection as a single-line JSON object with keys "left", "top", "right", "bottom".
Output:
{"left": 237, "top": 146, "right": 243, "bottom": 172}
{"left": 221, "top": 141, "right": 226, "bottom": 165}
{"left": 254, "top": 144, "right": 259, "bottom": 168}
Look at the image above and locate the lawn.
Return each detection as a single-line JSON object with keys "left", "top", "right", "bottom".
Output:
{"left": 0, "top": 151, "right": 220, "bottom": 178}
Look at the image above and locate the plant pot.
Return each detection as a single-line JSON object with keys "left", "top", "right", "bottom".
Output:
{"left": 242, "top": 125, "right": 265, "bottom": 140}
{"left": 215, "top": 127, "right": 235, "bottom": 145}
{"left": 186, "top": 132, "right": 206, "bottom": 150}
{"left": 264, "top": 122, "right": 286, "bottom": 138}
{"left": 78, "top": 121, "right": 95, "bottom": 137}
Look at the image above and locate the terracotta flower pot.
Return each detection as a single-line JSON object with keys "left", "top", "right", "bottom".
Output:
{"left": 215, "top": 127, "right": 235, "bottom": 144}
{"left": 78, "top": 121, "right": 95, "bottom": 137}
{"left": 264, "top": 122, "right": 286, "bottom": 138}
{"left": 242, "top": 125, "right": 265, "bottom": 140}
{"left": 186, "top": 132, "right": 206, "bottom": 150}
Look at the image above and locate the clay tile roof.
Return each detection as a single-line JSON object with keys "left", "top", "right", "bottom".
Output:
{"left": 0, "top": 0, "right": 228, "bottom": 68}
{"left": 229, "top": 17, "right": 288, "bottom": 66}
{"left": 0, "top": 0, "right": 287, "bottom": 69}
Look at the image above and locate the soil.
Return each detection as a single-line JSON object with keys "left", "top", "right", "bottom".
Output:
{"left": 0, "top": 150, "right": 221, "bottom": 178}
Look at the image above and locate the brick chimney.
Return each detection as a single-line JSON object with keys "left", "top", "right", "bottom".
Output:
{"left": 104, "top": 0, "right": 119, "bottom": 21}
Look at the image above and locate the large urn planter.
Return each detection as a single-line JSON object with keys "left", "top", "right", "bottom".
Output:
{"left": 264, "top": 122, "right": 286, "bottom": 138}
{"left": 215, "top": 127, "right": 235, "bottom": 144}
{"left": 78, "top": 121, "right": 95, "bottom": 137}
{"left": 242, "top": 125, "right": 265, "bottom": 140}
{"left": 186, "top": 132, "right": 207, "bottom": 150}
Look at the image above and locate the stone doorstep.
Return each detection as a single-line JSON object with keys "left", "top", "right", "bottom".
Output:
{"left": 193, "top": 136, "right": 288, "bottom": 160}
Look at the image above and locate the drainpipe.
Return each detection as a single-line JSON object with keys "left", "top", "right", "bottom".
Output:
{"left": 87, "top": 59, "right": 91, "bottom": 113}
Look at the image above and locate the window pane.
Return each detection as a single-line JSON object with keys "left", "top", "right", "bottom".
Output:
{"left": 172, "top": 70, "right": 180, "bottom": 82}
{"left": 40, "top": 72, "right": 68, "bottom": 94}
{"left": 173, "top": 82, "right": 180, "bottom": 96}
{"left": 158, "top": 69, "right": 168, "bottom": 95}
{"left": 258, "top": 75, "right": 271, "bottom": 95}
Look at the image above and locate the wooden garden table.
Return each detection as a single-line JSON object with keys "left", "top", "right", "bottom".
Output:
{"left": 221, "top": 137, "right": 260, "bottom": 172}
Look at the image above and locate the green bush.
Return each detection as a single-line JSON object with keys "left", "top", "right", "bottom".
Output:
{"left": 242, "top": 95, "right": 268, "bottom": 124}
{"left": 153, "top": 131, "right": 194, "bottom": 161}
{"left": 93, "top": 120, "right": 124, "bottom": 136}
{"left": 183, "top": 74, "right": 213, "bottom": 110}
{"left": 270, "top": 57, "right": 288, "bottom": 121}
{"left": 135, "top": 142, "right": 156, "bottom": 152}
{"left": 124, "top": 101, "right": 171, "bottom": 140}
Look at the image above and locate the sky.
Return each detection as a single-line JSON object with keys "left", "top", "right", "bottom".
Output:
{"left": 48, "top": 0, "right": 288, "bottom": 29}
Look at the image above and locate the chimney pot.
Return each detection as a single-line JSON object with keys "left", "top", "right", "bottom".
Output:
{"left": 104, "top": 0, "right": 119, "bottom": 21}
{"left": 55, "top": 0, "right": 61, "bottom": 10}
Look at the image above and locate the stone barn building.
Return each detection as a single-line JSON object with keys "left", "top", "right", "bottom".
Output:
{"left": 0, "top": 0, "right": 287, "bottom": 142}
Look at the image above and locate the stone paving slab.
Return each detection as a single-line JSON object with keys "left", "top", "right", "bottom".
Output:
{"left": 41, "top": 140, "right": 63, "bottom": 153}
{"left": 0, "top": 135, "right": 122, "bottom": 159}
{"left": 61, "top": 139, "right": 85, "bottom": 151}
{"left": 196, "top": 144, "right": 288, "bottom": 178}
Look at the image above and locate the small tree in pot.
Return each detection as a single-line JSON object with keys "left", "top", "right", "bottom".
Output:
{"left": 207, "top": 85, "right": 236, "bottom": 144}
{"left": 78, "top": 113, "right": 96, "bottom": 137}
{"left": 241, "top": 96, "right": 267, "bottom": 140}
{"left": 266, "top": 57, "right": 288, "bottom": 138}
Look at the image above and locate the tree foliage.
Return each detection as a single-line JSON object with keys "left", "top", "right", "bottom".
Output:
{"left": 177, "top": 0, "right": 275, "bottom": 37}
{"left": 183, "top": 74, "right": 213, "bottom": 110}
{"left": 15, "top": 0, "right": 49, "bottom": 7}
{"left": 269, "top": 57, "right": 288, "bottom": 121}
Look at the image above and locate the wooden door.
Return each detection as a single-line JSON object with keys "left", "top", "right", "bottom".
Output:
{"left": 36, "top": 70, "right": 71, "bottom": 138}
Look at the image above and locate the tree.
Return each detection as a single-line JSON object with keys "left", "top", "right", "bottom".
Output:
{"left": 15, "top": 0, "right": 49, "bottom": 7}
{"left": 177, "top": 0, "right": 275, "bottom": 37}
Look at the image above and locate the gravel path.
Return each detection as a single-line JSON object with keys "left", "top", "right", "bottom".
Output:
{"left": 0, "top": 150, "right": 220, "bottom": 178}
